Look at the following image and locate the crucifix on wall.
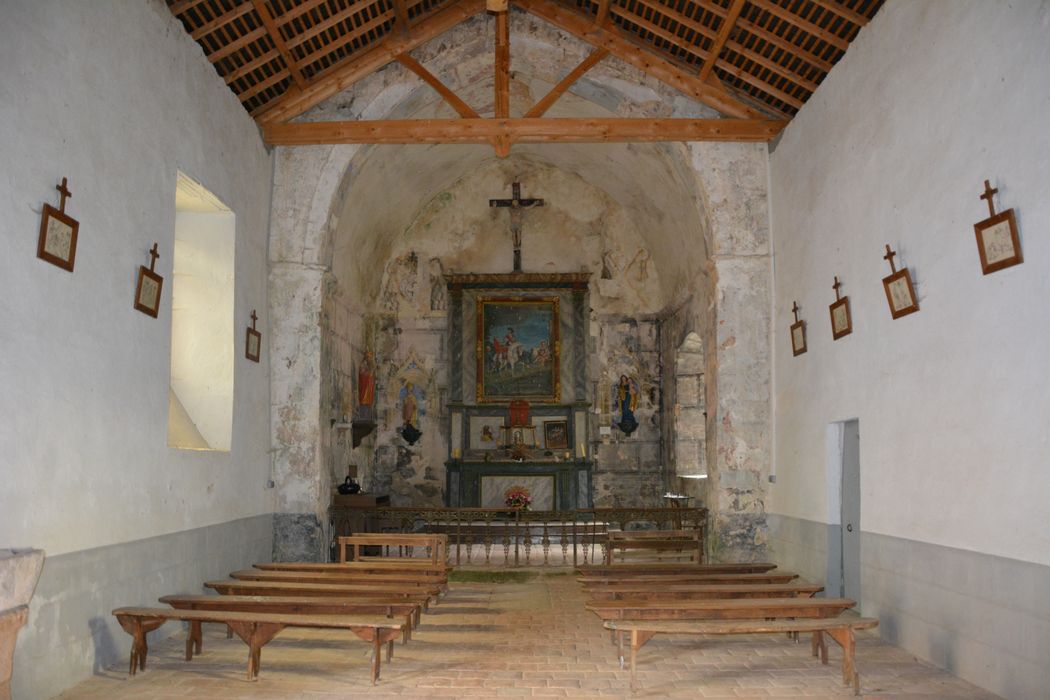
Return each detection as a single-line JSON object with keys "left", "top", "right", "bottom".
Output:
{"left": 489, "top": 182, "right": 544, "bottom": 272}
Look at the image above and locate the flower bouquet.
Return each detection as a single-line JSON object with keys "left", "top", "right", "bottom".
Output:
{"left": 504, "top": 486, "right": 532, "bottom": 510}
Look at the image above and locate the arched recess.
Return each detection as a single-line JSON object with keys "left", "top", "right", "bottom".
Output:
{"left": 267, "top": 12, "right": 772, "bottom": 562}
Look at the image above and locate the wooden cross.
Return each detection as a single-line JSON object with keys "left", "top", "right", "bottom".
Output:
{"left": 791, "top": 301, "right": 801, "bottom": 324}
{"left": 980, "top": 179, "right": 999, "bottom": 218}
{"left": 56, "top": 177, "right": 72, "bottom": 213}
{"left": 148, "top": 243, "right": 160, "bottom": 272}
{"left": 832, "top": 276, "right": 843, "bottom": 301}
{"left": 883, "top": 244, "right": 898, "bottom": 273}
{"left": 250, "top": 309, "right": 258, "bottom": 330}
{"left": 489, "top": 182, "right": 544, "bottom": 272}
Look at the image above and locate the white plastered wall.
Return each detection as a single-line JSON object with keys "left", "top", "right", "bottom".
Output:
{"left": 769, "top": 0, "right": 1050, "bottom": 566}
{"left": 0, "top": 0, "right": 274, "bottom": 556}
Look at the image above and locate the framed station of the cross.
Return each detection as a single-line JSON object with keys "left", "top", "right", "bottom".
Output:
{"left": 476, "top": 297, "right": 560, "bottom": 403}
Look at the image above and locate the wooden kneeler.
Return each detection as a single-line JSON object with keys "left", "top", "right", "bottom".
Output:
{"left": 113, "top": 608, "right": 403, "bottom": 683}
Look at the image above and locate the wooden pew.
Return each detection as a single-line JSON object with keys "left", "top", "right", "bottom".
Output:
{"left": 205, "top": 579, "right": 436, "bottom": 607}
{"left": 159, "top": 595, "right": 422, "bottom": 651}
{"left": 577, "top": 562, "right": 777, "bottom": 576}
{"left": 230, "top": 569, "right": 446, "bottom": 591}
{"left": 585, "top": 582, "right": 824, "bottom": 601}
{"left": 604, "top": 617, "right": 879, "bottom": 695}
{"left": 585, "top": 596, "right": 857, "bottom": 621}
{"left": 579, "top": 572, "right": 799, "bottom": 587}
{"left": 337, "top": 534, "right": 448, "bottom": 564}
{"left": 112, "top": 607, "right": 403, "bottom": 683}
{"left": 603, "top": 530, "right": 704, "bottom": 564}
{"left": 256, "top": 560, "right": 451, "bottom": 577}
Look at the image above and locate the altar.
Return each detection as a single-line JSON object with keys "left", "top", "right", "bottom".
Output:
{"left": 443, "top": 271, "right": 594, "bottom": 509}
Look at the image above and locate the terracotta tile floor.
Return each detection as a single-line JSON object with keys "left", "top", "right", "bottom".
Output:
{"left": 56, "top": 573, "right": 998, "bottom": 699}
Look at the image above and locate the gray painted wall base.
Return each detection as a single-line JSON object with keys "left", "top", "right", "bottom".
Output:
{"left": 13, "top": 514, "right": 272, "bottom": 700}
{"left": 272, "top": 513, "right": 324, "bottom": 562}
{"left": 769, "top": 513, "right": 1050, "bottom": 700}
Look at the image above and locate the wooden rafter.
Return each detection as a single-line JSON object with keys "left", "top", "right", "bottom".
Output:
{"left": 170, "top": 0, "right": 209, "bottom": 15}
{"left": 393, "top": 0, "right": 412, "bottom": 34}
{"left": 517, "top": 0, "right": 765, "bottom": 119}
{"left": 717, "top": 61, "right": 803, "bottom": 108}
{"left": 625, "top": 0, "right": 717, "bottom": 43}
{"left": 251, "top": 0, "right": 307, "bottom": 88}
{"left": 190, "top": 3, "right": 255, "bottom": 42}
{"left": 257, "top": 0, "right": 487, "bottom": 124}
{"left": 224, "top": 47, "right": 282, "bottom": 85}
{"left": 699, "top": 0, "right": 745, "bottom": 83}
{"left": 494, "top": 10, "right": 510, "bottom": 118}
{"left": 208, "top": 27, "right": 268, "bottom": 64}
{"left": 397, "top": 54, "right": 480, "bottom": 117}
{"left": 609, "top": 4, "right": 711, "bottom": 64}
{"left": 524, "top": 47, "right": 608, "bottom": 118}
{"left": 594, "top": 0, "right": 612, "bottom": 26}
{"left": 240, "top": 67, "right": 292, "bottom": 103}
{"left": 286, "top": 0, "right": 387, "bottom": 51}
{"left": 262, "top": 117, "right": 787, "bottom": 150}
{"left": 808, "top": 0, "right": 869, "bottom": 27}
{"left": 734, "top": 16, "right": 834, "bottom": 72}
{"left": 294, "top": 8, "right": 397, "bottom": 72}
{"left": 748, "top": 0, "right": 850, "bottom": 52}
{"left": 723, "top": 40, "right": 819, "bottom": 92}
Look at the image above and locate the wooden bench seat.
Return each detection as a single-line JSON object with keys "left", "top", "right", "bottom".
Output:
{"left": 603, "top": 616, "right": 879, "bottom": 694}
{"left": 205, "top": 579, "right": 436, "bottom": 606}
{"left": 230, "top": 568, "right": 447, "bottom": 591}
{"left": 586, "top": 582, "right": 824, "bottom": 601}
{"left": 112, "top": 607, "right": 403, "bottom": 683}
{"left": 159, "top": 594, "right": 422, "bottom": 650}
{"left": 337, "top": 534, "right": 448, "bottom": 565}
{"left": 579, "top": 572, "right": 799, "bottom": 587}
{"left": 604, "top": 530, "right": 705, "bottom": 564}
{"left": 585, "top": 596, "right": 856, "bottom": 621}
{"left": 577, "top": 562, "right": 777, "bottom": 576}
{"left": 255, "top": 561, "right": 451, "bottom": 576}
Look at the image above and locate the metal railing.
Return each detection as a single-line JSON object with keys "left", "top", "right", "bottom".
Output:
{"left": 337, "top": 506, "right": 708, "bottom": 568}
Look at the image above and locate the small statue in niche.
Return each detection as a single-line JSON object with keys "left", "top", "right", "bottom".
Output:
{"left": 356, "top": 350, "right": 376, "bottom": 421}
{"left": 398, "top": 381, "right": 423, "bottom": 445}
{"left": 428, "top": 257, "right": 447, "bottom": 311}
{"left": 614, "top": 374, "right": 640, "bottom": 436}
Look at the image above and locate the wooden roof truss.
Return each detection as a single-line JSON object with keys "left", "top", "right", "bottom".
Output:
{"left": 166, "top": 0, "right": 882, "bottom": 154}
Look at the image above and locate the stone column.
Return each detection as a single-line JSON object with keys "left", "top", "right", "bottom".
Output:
{"left": 269, "top": 262, "right": 328, "bottom": 561}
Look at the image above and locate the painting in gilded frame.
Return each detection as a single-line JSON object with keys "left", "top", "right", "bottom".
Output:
{"left": 476, "top": 297, "right": 560, "bottom": 403}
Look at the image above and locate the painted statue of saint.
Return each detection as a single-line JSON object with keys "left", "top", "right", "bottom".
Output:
{"left": 402, "top": 382, "right": 419, "bottom": 428}
{"left": 615, "top": 374, "right": 639, "bottom": 435}
{"left": 357, "top": 351, "right": 376, "bottom": 409}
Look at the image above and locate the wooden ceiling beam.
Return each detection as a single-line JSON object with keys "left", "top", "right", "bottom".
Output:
{"left": 239, "top": 66, "right": 292, "bottom": 103}
{"left": 698, "top": 0, "right": 745, "bottom": 82}
{"left": 748, "top": 0, "right": 850, "bottom": 52}
{"left": 625, "top": 0, "right": 718, "bottom": 42}
{"left": 722, "top": 40, "right": 818, "bottom": 92}
{"left": 397, "top": 54, "right": 479, "bottom": 117}
{"left": 262, "top": 116, "right": 787, "bottom": 150}
{"left": 610, "top": 5, "right": 710, "bottom": 64}
{"left": 517, "top": 0, "right": 764, "bottom": 119}
{"left": 594, "top": 0, "right": 612, "bottom": 26}
{"left": 716, "top": 61, "right": 804, "bottom": 108}
{"left": 286, "top": 0, "right": 387, "bottom": 50}
{"left": 251, "top": 0, "right": 307, "bottom": 88}
{"left": 170, "top": 0, "right": 210, "bottom": 16}
{"left": 257, "top": 0, "right": 487, "bottom": 125}
{"left": 393, "top": 0, "right": 413, "bottom": 34}
{"left": 224, "top": 47, "right": 282, "bottom": 85}
{"left": 190, "top": 3, "right": 256, "bottom": 41}
{"left": 207, "top": 27, "right": 267, "bottom": 64}
{"left": 269, "top": 0, "right": 331, "bottom": 26}
{"left": 494, "top": 9, "right": 510, "bottom": 118}
{"left": 524, "top": 47, "right": 608, "bottom": 118}
{"left": 807, "top": 0, "right": 869, "bottom": 27}
{"left": 296, "top": 8, "right": 397, "bottom": 70}
{"left": 734, "top": 16, "right": 834, "bottom": 72}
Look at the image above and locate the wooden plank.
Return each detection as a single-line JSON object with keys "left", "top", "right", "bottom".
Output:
{"left": 230, "top": 569, "right": 443, "bottom": 587}
{"left": 190, "top": 3, "right": 256, "bottom": 42}
{"left": 698, "top": 0, "right": 745, "bottom": 82}
{"left": 261, "top": 117, "right": 787, "bottom": 148}
{"left": 623, "top": 0, "right": 717, "bottom": 42}
{"left": 524, "top": 47, "right": 608, "bottom": 118}
{"left": 516, "top": 0, "right": 765, "bottom": 120}
{"left": 807, "top": 0, "right": 870, "bottom": 27}
{"left": 585, "top": 596, "right": 856, "bottom": 621}
{"left": 257, "top": 0, "right": 487, "bottom": 125}
{"left": 605, "top": 616, "right": 879, "bottom": 634}
{"left": 609, "top": 4, "right": 710, "bottom": 64}
{"left": 748, "top": 0, "right": 850, "bottom": 52}
{"left": 392, "top": 0, "right": 412, "bottom": 34}
{"left": 714, "top": 59, "right": 805, "bottom": 108}
{"left": 397, "top": 54, "right": 479, "bottom": 117}
{"left": 586, "top": 582, "right": 824, "bottom": 600}
{"left": 256, "top": 561, "right": 451, "bottom": 574}
{"left": 207, "top": 27, "right": 268, "bottom": 65}
{"left": 578, "top": 562, "right": 777, "bottom": 574}
{"left": 251, "top": 0, "right": 307, "bottom": 88}
{"left": 238, "top": 67, "right": 291, "bottom": 103}
{"left": 494, "top": 10, "right": 510, "bottom": 118}
{"left": 170, "top": 0, "right": 210, "bottom": 16}
{"left": 723, "top": 39, "right": 819, "bottom": 92}
{"left": 223, "top": 47, "right": 281, "bottom": 85}
{"left": 593, "top": 0, "right": 611, "bottom": 26}
{"left": 735, "top": 16, "right": 834, "bottom": 73}
{"left": 205, "top": 579, "right": 436, "bottom": 601}
{"left": 286, "top": 0, "right": 388, "bottom": 50}
{"left": 580, "top": 572, "right": 799, "bottom": 586}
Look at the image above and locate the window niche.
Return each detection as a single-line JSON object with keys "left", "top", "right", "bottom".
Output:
{"left": 167, "top": 172, "right": 235, "bottom": 451}
{"left": 674, "top": 332, "right": 707, "bottom": 480}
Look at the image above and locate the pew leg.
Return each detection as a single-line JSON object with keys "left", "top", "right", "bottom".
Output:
{"left": 116, "top": 615, "right": 164, "bottom": 676}
{"left": 227, "top": 622, "right": 283, "bottom": 682}
{"left": 194, "top": 621, "right": 203, "bottom": 655}
{"left": 371, "top": 634, "right": 381, "bottom": 685}
{"left": 629, "top": 630, "right": 638, "bottom": 692}
{"left": 825, "top": 627, "right": 859, "bottom": 694}
{"left": 617, "top": 630, "right": 624, "bottom": 669}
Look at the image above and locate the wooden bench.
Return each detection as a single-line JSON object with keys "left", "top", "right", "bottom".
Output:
{"left": 579, "top": 572, "right": 799, "bottom": 587}
{"left": 585, "top": 596, "right": 857, "bottom": 621}
{"left": 112, "top": 607, "right": 403, "bottom": 683}
{"left": 337, "top": 534, "right": 448, "bottom": 564}
{"left": 230, "top": 569, "right": 447, "bottom": 592}
{"left": 604, "top": 530, "right": 705, "bottom": 564}
{"left": 586, "top": 582, "right": 824, "bottom": 601}
{"left": 603, "top": 616, "right": 879, "bottom": 694}
{"left": 577, "top": 562, "right": 777, "bottom": 576}
{"left": 205, "top": 579, "right": 436, "bottom": 607}
{"left": 159, "top": 594, "right": 422, "bottom": 650}
{"left": 256, "top": 561, "right": 451, "bottom": 577}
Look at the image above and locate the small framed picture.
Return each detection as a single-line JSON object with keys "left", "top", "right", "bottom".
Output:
{"left": 882, "top": 269, "right": 918, "bottom": 319}
{"left": 37, "top": 203, "right": 79, "bottom": 272}
{"left": 133, "top": 266, "right": 163, "bottom": 317}
{"left": 790, "top": 320, "right": 807, "bottom": 356}
{"left": 543, "top": 420, "right": 569, "bottom": 450}
{"left": 245, "top": 326, "right": 261, "bottom": 362}
{"left": 829, "top": 297, "right": 852, "bottom": 340}
{"left": 974, "top": 209, "right": 1022, "bottom": 275}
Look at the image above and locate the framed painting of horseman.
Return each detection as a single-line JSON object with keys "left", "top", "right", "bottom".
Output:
{"left": 476, "top": 297, "right": 560, "bottom": 403}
